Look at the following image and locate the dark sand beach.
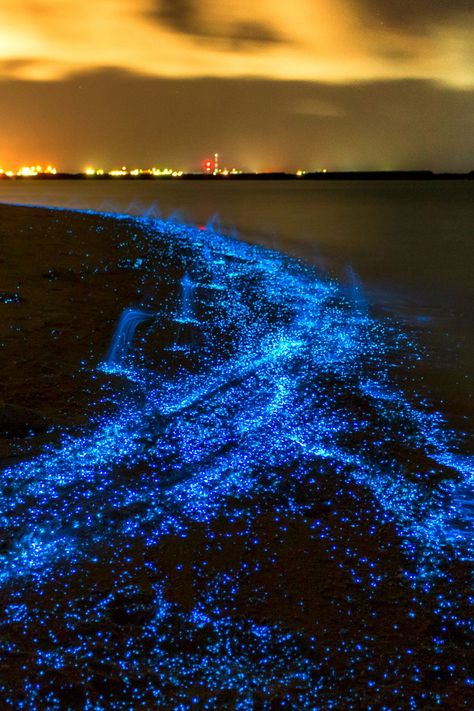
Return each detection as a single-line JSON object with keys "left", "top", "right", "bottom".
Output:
{"left": 0, "top": 205, "right": 142, "bottom": 457}
{"left": 0, "top": 204, "right": 472, "bottom": 709}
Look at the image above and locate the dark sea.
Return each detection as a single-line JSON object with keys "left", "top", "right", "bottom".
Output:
{"left": 1, "top": 178, "right": 473, "bottom": 426}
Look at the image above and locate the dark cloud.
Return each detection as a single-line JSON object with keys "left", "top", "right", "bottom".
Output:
{"left": 153, "top": 0, "right": 196, "bottom": 35}
{"left": 151, "top": 0, "right": 281, "bottom": 48}
{"left": 225, "top": 21, "right": 281, "bottom": 48}
{"left": 357, "top": 0, "right": 474, "bottom": 33}
{"left": 0, "top": 58, "right": 36, "bottom": 73}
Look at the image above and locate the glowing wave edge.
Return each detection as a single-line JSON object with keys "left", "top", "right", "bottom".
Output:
{"left": 0, "top": 209, "right": 472, "bottom": 708}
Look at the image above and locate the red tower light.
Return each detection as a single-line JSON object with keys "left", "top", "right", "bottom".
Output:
{"left": 203, "top": 158, "right": 214, "bottom": 174}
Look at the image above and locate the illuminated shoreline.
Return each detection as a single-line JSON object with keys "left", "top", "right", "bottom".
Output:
{"left": 0, "top": 204, "right": 472, "bottom": 707}
{"left": 1, "top": 171, "right": 473, "bottom": 181}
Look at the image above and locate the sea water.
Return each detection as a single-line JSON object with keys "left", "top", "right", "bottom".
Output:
{"left": 1, "top": 178, "right": 472, "bottom": 425}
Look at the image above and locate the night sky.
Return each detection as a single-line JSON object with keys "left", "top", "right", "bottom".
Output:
{"left": 0, "top": 0, "right": 473, "bottom": 172}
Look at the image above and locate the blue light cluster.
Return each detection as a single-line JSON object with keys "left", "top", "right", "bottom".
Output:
{"left": 0, "top": 208, "right": 472, "bottom": 707}
{"left": 0, "top": 288, "right": 22, "bottom": 304}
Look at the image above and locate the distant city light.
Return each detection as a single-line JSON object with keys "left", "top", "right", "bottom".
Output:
{"left": 0, "top": 163, "right": 188, "bottom": 178}
{"left": 0, "top": 151, "right": 245, "bottom": 178}
{"left": 108, "top": 168, "right": 128, "bottom": 177}
{"left": 1, "top": 158, "right": 252, "bottom": 178}
{"left": 0, "top": 165, "right": 58, "bottom": 178}
{"left": 201, "top": 153, "right": 241, "bottom": 176}
{"left": 0, "top": 164, "right": 58, "bottom": 177}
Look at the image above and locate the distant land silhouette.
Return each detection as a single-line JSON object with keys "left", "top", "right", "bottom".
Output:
{"left": 1, "top": 170, "right": 473, "bottom": 180}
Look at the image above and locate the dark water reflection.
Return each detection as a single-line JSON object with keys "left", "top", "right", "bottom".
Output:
{"left": 1, "top": 179, "right": 473, "bottom": 425}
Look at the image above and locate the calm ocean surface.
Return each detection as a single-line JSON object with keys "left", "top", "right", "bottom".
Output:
{"left": 1, "top": 179, "right": 473, "bottom": 424}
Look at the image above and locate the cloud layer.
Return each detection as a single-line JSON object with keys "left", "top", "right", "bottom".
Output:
{"left": 0, "top": 0, "right": 472, "bottom": 87}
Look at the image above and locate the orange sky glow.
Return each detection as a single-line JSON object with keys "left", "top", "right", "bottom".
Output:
{"left": 0, "top": 1, "right": 473, "bottom": 172}
{"left": 0, "top": 0, "right": 472, "bottom": 87}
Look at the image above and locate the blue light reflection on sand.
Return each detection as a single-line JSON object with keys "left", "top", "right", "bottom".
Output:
{"left": 0, "top": 206, "right": 472, "bottom": 707}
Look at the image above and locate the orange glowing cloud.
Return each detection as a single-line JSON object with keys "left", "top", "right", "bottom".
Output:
{"left": 0, "top": 0, "right": 472, "bottom": 87}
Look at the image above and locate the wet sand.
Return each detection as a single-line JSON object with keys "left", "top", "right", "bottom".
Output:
{"left": 0, "top": 204, "right": 472, "bottom": 709}
{"left": 0, "top": 205, "right": 143, "bottom": 457}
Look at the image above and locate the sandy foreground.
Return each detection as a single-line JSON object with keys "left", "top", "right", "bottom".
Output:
{"left": 0, "top": 205, "right": 143, "bottom": 452}
{"left": 0, "top": 204, "right": 472, "bottom": 709}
